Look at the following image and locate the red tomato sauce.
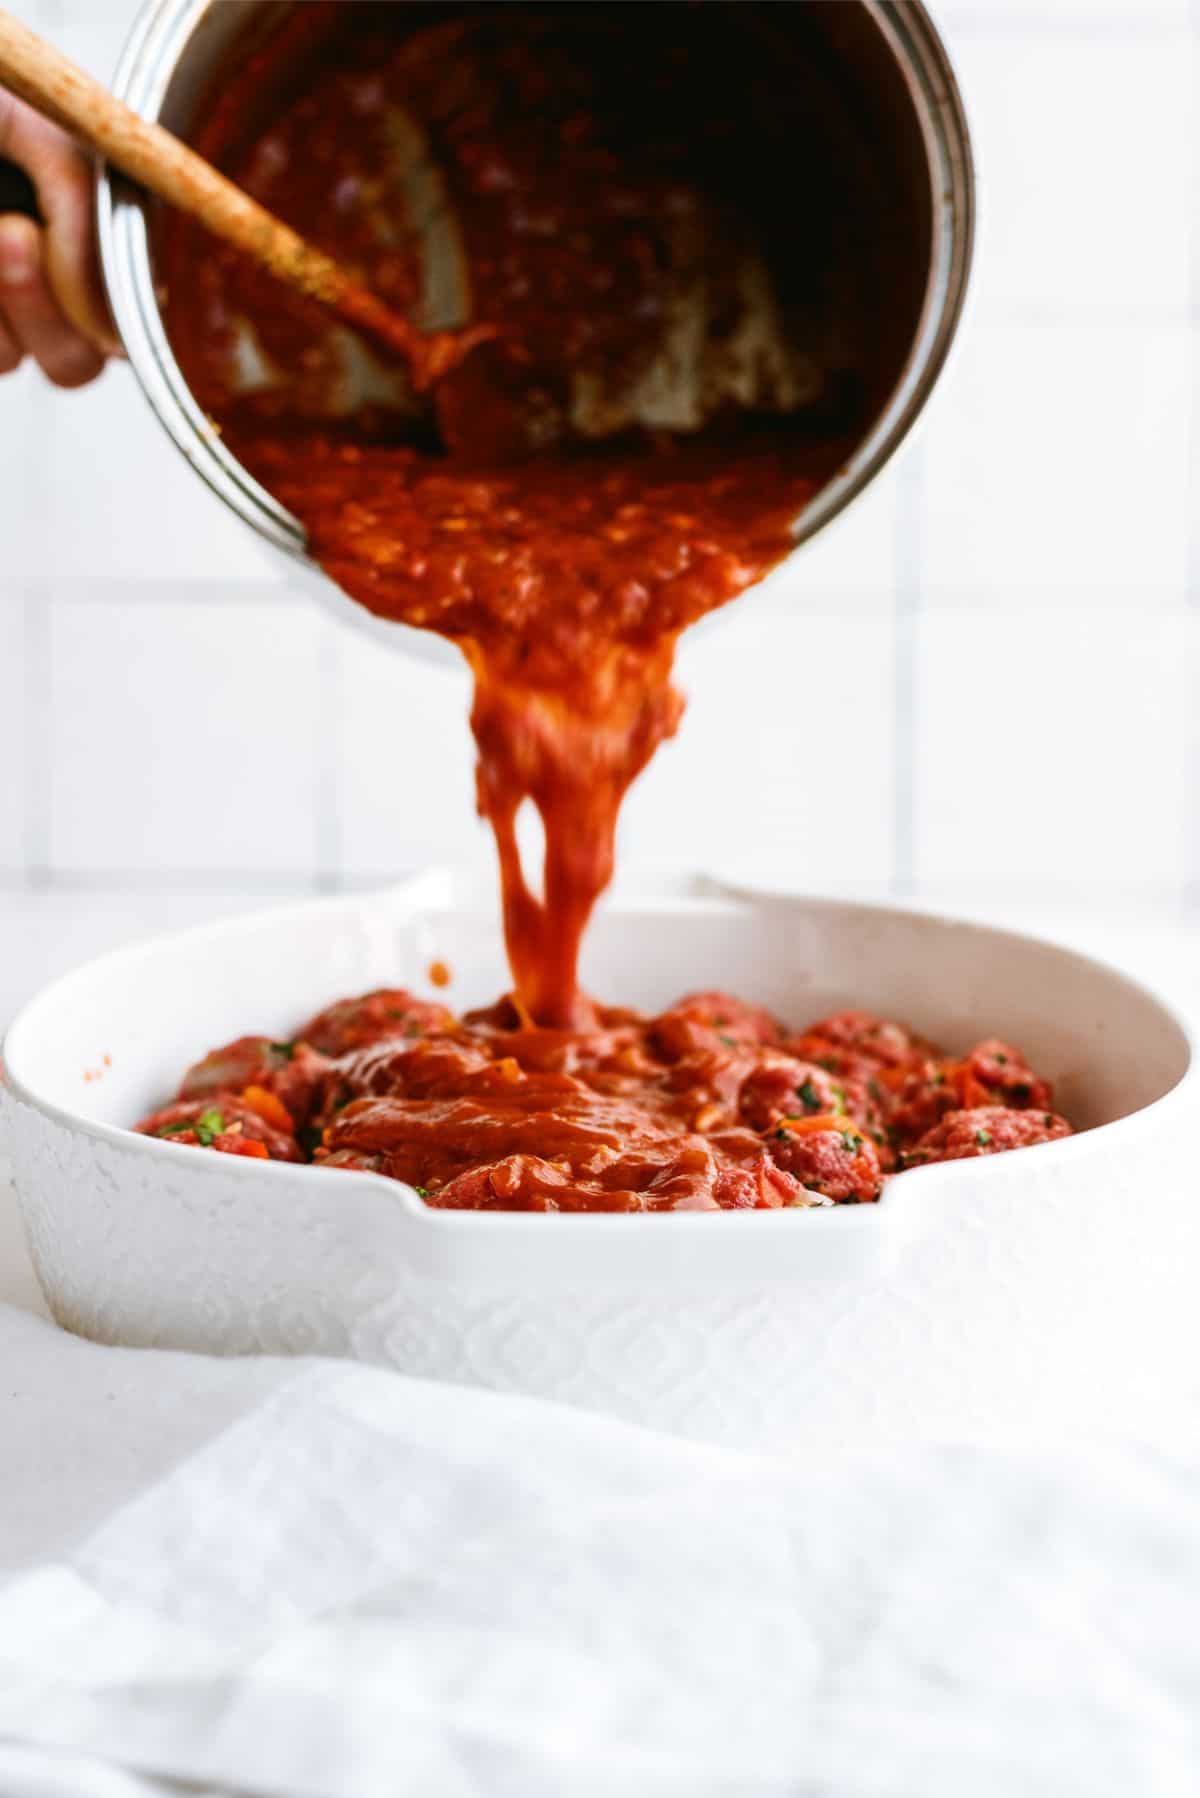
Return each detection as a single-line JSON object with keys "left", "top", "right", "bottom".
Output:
{"left": 161, "top": 3, "right": 869, "bottom": 1026}
{"left": 136, "top": 990, "right": 1073, "bottom": 1209}
{"left": 140, "top": 10, "right": 1080, "bottom": 1209}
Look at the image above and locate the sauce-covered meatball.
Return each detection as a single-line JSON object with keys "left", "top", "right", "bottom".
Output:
{"left": 902, "top": 1105, "right": 1071, "bottom": 1169}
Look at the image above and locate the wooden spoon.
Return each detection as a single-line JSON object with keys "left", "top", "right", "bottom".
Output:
{"left": 0, "top": 5, "right": 487, "bottom": 389}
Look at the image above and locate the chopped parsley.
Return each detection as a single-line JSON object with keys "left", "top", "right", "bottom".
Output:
{"left": 975, "top": 1128, "right": 992, "bottom": 1148}
{"left": 839, "top": 1130, "right": 861, "bottom": 1155}
{"left": 155, "top": 1120, "right": 191, "bottom": 1138}
{"left": 718, "top": 1032, "right": 738, "bottom": 1049}
{"left": 818, "top": 1056, "right": 837, "bottom": 1073}
{"left": 796, "top": 1078, "right": 821, "bottom": 1112}
{"left": 193, "top": 1108, "right": 226, "bottom": 1146}
{"left": 414, "top": 1185, "right": 430, "bottom": 1199}
{"left": 774, "top": 1125, "right": 791, "bottom": 1142}
{"left": 269, "top": 1041, "right": 296, "bottom": 1061}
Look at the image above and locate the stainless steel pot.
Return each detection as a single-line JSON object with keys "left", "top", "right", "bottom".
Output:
{"left": 97, "top": 0, "right": 974, "bottom": 665}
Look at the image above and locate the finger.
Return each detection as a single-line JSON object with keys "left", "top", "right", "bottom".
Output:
{"left": 0, "top": 214, "right": 105, "bottom": 388}
{"left": 0, "top": 91, "right": 120, "bottom": 356}
{"left": 0, "top": 307, "right": 21, "bottom": 375}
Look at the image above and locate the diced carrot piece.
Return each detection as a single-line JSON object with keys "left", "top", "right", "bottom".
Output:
{"left": 219, "top": 1135, "right": 270, "bottom": 1160}
{"left": 240, "top": 1084, "right": 295, "bottom": 1132}
{"left": 778, "top": 1113, "right": 863, "bottom": 1141}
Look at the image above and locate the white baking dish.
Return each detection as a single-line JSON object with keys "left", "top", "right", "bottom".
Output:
{"left": 2, "top": 874, "right": 1195, "bottom": 1454}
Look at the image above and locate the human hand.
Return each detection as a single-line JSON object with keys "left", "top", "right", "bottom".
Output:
{"left": 0, "top": 87, "right": 120, "bottom": 386}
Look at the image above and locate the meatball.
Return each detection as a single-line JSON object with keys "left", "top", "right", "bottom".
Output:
{"left": 902, "top": 1105, "right": 1072, "bottom": 1169}
{"left": 178, "top": 1035, "right": 283, "bottom": 1100}
{"left": 320, "top": 1035, "right": 494, "bottom": 1118}
{"left": 739, "top": 1057, "right": 850, "bottom": 1131}
{"left": 714, "top": 1155, "right": 829, "bottom": 1210}
{"left": 788, "top": 1009, "right": 932, "bottom": 1072}
{"left": 884, "top": 1058, "right": 960, "bottom": 1148}
{"left": 887, "top": 1041, "right": 1054, "bottom": 1150}
{"left": 314, "top": 1147, "right": 387, "bottom": 1175}
{"left": 766, "top": 1115, "right": 884, "bottom": 1203}
{"left": 296, "top": 988, "right": 457, "bottom": 1056}
{"left": 177, "top": 1035, "right": 333, "bottom": 1128}
{"left": 958, "top": 1039, "right": 1053, "bottom": 1112}
{"left": 136, "top": 1095, "right": 300, "bottom": 1162}
{"left": 650, "top": 990, "right": 780, "bottom": 1062}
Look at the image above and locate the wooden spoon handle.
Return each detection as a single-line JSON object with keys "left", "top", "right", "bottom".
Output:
{"left": 0, "top": 5, "right": 467, "bottom": 381}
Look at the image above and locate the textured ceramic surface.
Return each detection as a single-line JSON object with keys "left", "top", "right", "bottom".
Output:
{"left": 3, "top": 875, "right": 1196, "bottom": 1453}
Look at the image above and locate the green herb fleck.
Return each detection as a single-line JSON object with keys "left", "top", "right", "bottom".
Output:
{"left": 718, "top": 1032, "right": 738, "bottom": 1049}
{"left": 839, "top": 1130, "right": 861, "bottom": 1155}
{"left": 975, "top": 1128, "right": 992, "bottom": 1148}
{"left": 995, "top": 1052, "right": 1008, "bottom": 1066}
{"left": 868, "top": 1077, "right": 883, "bottom": 1103}
{"left": 414, "top": 1185, "right": 430, "bottom": 1199}
{"left": 269, "top": 1041, "right": 296, "bottom": 1061}
{"left": 818, "top": 1056, "right": 837, "bottom": 1073}
{"left": 774, "top": 1125, "right": 790, "bottom": 1142}
{"left": 796, "top": 1078, "right": 821, "bottom": 1112}
{"left": 156, "top": 1120, "right": 191, "bottom": 1138}
{"left": 194, "top": 1108, "right": 226, "bottom": 1147}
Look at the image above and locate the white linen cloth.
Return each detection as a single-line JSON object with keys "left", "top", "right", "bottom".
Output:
{"left": 0, "top": 1300, "right": 1197, "bottom": 1798}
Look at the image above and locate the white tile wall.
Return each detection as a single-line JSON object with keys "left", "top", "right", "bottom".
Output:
{"left": 619, "top": 607, "right": 896, "bottom": 888}
{"left": 45, "top": 588, "right": 326, "bottom": 877}
{"left": 918, "top": 321, "right": 1193, "bottom": 606}
{"left": 18, "top": 369, "right": 280, "bottom": 584}
{"left": 953, "top": 26, "right": 1195, "bottom": 320}
{"left": 913, "top": 609, "right": 1196, "bottom": 892}
{"left": 332, "top": 632, "right": 481, "bottom": 882}
{"left": 0, "top": 598, "right": 28, "bottom": 876}
{"left": 2, "top": 0, "right": 1200, "bottom": 1024}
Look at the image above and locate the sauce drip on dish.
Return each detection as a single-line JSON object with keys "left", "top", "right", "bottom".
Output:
{"left": 162, "top": 3, "right": 869, "bottom": 1026}
{"left": 136, "top": 988, "right": 1073, "bottom": 1209}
